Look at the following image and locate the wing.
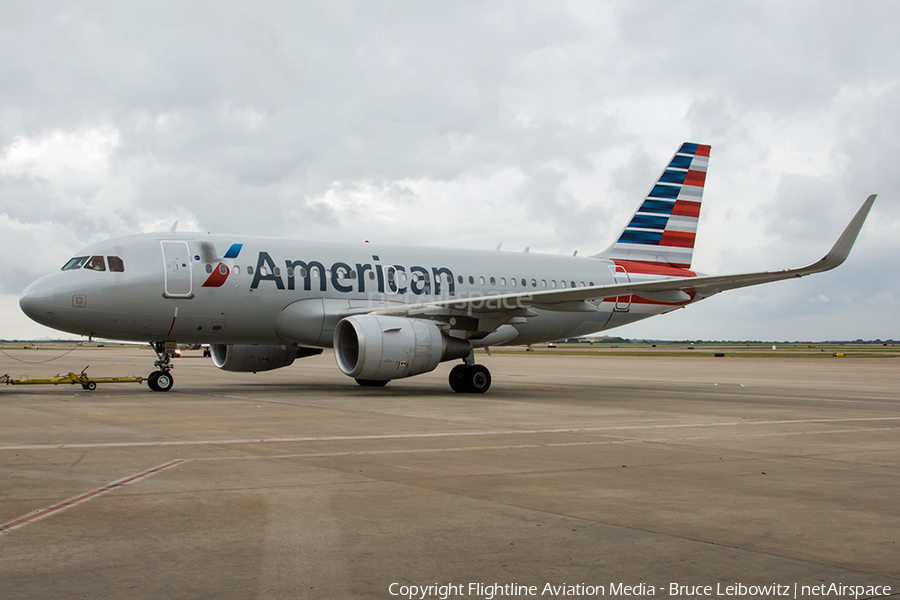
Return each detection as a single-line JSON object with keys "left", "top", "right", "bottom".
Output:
{"left": 344, "top": 195, "right": 875, "bottom": 322}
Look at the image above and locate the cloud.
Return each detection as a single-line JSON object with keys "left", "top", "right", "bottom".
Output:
{"left": 1, "top": 1, "right": 898, "bottom": 340}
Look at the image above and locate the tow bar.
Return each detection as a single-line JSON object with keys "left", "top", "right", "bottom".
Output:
{"left": 0, "top": 366, "right": 144, "bottom": 391}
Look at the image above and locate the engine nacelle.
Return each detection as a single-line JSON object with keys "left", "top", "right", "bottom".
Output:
{"left": 211, "top": 344, "right": 321, "bottom": 372}
{"left": 334, "top": 315, "right": 471, "bottom": 381}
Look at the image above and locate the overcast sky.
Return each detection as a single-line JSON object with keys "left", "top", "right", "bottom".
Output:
{"left": 1, "top": 1, "right": 897, "bottom": 341}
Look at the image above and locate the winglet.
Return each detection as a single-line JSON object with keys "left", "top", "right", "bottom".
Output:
{"left": 168, "top": 221, "right": 178, "bottom": 233}
{"left": 799, "top": 194, "right": 876, "bottom": 275}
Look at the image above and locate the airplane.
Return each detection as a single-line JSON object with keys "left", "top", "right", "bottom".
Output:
{"left": 18, "top": 143, "right": 876, "bottom": 394}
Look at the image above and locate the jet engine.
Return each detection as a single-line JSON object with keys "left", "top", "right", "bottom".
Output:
{"left": 211, "top": 344, "right": 322, "bottom": 372}
{"left": 334, "top": 315, "right": 470, "bottom": 381}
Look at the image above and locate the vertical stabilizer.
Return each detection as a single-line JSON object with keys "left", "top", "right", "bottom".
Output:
{"left": 596, "top": 142, "right": 711, "bottom": 268}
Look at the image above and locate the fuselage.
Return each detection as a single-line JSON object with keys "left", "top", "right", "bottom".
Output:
{"left": 19, "top": 232, "right": 696, "bottom": 347}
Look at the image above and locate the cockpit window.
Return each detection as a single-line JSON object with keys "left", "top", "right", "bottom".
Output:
{"left": 107, "top": 256, "right": 125, "bottom": 272}
{"left": 61, "top": 256, "right": 89, "bottom": 271}
{"left": 84, "top": 256, "right": 106, "bottom": 272}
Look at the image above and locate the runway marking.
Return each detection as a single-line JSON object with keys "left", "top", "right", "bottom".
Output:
{"left": 664, "top": 389, "right": 900, "bottom": 405}
{"left": 0, "top": 459, "right": 185, "bottom": 536}
{"left": 191, "top": 426, "right": 900, "bottom": 461}
{"left": 2, "top": 417, "right": 899, "bottom": 451}
{"left": 4, "top": 424, "right": 898, "bottom": 535}
{"left": 502, "top": 383, "right": 899, "bottom": 404}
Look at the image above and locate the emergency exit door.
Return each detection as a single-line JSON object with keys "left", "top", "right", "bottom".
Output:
{"left": 613, "top": 265, "right": 631, "bottom": 312}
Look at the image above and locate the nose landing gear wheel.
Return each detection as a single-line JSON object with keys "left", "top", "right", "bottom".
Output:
{"left": 147, "top": 370, "right": 174, "bottom": 392}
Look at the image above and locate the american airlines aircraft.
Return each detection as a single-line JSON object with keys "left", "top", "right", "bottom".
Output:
{"left": 19, "top": 143, "right": 876, "bottom": 394}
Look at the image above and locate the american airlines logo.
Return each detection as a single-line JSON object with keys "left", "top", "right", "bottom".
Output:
{"left": 249, "top": 251, "right": 457, "bottom": 297}
{"left": 202, "top": 243, "right": 244, "bottom": 288}
{"left": 202, "top": 248, "right": 532, "bottom": 314}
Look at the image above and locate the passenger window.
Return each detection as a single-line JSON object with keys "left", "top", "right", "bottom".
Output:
{"left": 457, "top": 275, "right": 464, "bottom": 284}
{"left": 62, "top": 256, "right": 89, "bottom": 271}
{"left": 490, "top": 277, "right": 496, "bottom": 286}
{"left": 205, "top": 264, "right": 213, "bottom": 273}
{"left": 234, "top": 266, "right": 241, "bottom": 275}
{"left": 479, "top": 276, "right": 485, "bottom": 285}
{"left": 468, "top": 276, "right": 474, "bottom": 284}
{"left": 107, "top": 256, "right": 125, "bottom": 272}
{"left": 84, "top": 256, "right": 106, "bottom": 271}
{"left": 247, "top": 266, "right": 254, "bottom": 275}
{"left": 521, "top": 278, "right": 527, "bottom": 287}
{"left": 500, "top": 277, "right": 506, "bottom": 286}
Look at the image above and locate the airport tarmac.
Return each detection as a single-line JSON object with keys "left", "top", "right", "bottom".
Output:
{"left": 1, "top": 347, "right": 898, "bottom": 599}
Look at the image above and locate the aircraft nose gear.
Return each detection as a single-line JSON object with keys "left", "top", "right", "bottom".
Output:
{"left": 449, "top": 363, "right": 492, "bottom": 394}
{"left": 148, "top": 342, "right": 176, "bottom": 392}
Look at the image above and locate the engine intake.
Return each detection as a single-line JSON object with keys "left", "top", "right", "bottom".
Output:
{"left": 334, "top": 315, "right": 470, "bottom": 380}
{"left": 211, "top": 344, "right": 322, "bottom": 372}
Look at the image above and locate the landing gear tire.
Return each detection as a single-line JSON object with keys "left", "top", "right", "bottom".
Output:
{"left": 449, "top": 364, "right": 468, "bottom": 393}
{"left": 449, "top": 364, "right": 492, "bottom": 394}
{"left": 355, "top": 378, "right": 389, "bottom": 387}
{"left": 147, "top": 370, "right": 174, "bottom": 392}
{"left": 465, "top": 365, "right": 491, "bottom": 394}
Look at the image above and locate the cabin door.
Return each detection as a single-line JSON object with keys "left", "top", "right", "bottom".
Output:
{"left": 161, "top": 241, "right": 193, "bottom": 298}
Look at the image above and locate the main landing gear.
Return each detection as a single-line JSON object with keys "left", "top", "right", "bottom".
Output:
{"left": 448, "top": 360, "right": 492, "bottom": 394}
{"left": 148, "top": 342, "right": 175, "bottom": 392}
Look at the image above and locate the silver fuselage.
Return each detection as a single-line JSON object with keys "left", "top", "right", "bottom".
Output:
{"left": 20, "top": 233, "right": 690, "bottom": 346}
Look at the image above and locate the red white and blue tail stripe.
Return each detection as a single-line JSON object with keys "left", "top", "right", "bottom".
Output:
{"left": 598, "top": 143, "right": 710, "bottom": 269}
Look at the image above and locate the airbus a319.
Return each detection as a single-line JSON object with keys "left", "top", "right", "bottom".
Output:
{"left": 19, "top": 143, "right": 876, "bottom": 393}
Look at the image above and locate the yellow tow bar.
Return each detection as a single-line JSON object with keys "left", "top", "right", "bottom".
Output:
{"left": 0, "top": 366, "right": 144, "bottom": 391}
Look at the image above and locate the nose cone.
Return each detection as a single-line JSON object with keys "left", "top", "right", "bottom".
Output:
{"left": 20, "top": 280, "right": 56, "bottom": 326}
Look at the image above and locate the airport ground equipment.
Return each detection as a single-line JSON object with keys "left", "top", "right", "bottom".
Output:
{"left": 0, "top": 367, "right": 143, "bottom": 391}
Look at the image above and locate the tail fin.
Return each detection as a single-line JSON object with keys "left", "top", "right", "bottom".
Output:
{"left": 596, "top": 142, "right": 711, "bottom": 269}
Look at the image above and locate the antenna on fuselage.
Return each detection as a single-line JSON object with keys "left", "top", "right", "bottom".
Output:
{"left": 495, "top": 242, "right": 502, "bottom": 251}
{"left": 168, "top": 221, "right": 178, "bottom": 233}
